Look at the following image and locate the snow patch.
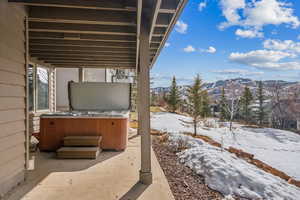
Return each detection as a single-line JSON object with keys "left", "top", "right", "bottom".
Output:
{"left": 151, "top": 112, "right": 300, "bottom": 180}
{"left": 171, "top": 134, "right": 300, "bottom": 199}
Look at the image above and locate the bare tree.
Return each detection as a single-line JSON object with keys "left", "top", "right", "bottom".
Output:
{"left": 224, "top": 81, "right": 241, "bottom": 131}
{"left": 270, "top": 82, "right": 300, "bottom": 129}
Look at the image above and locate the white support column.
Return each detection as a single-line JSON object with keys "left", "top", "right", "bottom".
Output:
{"left": 78, "top": 67, "right": 84, "bottom": 82}
{"left": 138, "top": 13, "right": 152, "bottom": 185}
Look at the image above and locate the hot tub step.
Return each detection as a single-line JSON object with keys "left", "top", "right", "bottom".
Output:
{"left": 63, "top": 136, "right": 101, "bottom": 147}
{"left": 57, "top": 147, "right": 101, "bottom": 159}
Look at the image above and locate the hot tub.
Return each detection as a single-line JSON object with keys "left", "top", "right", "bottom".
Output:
{"left": 39, "top": 82, "right": 131, "bottom": 151}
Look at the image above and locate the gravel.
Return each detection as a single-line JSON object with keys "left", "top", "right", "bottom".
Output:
{"left": 152, "top": 139, "right": 224, "bottom": 200}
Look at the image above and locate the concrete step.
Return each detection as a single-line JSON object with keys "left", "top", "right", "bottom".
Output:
{"left": 63, "top": 136, "right": 101, "bottom": 147}
{"left": 57, "top": 147, "right": 101, "bottom": 159}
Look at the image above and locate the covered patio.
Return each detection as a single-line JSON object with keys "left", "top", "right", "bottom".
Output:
{"left": 0, "top": 0, "right": 187, "bottom": 198}
{"left": 5, "top": 130, "right": 174, "bottom": 200}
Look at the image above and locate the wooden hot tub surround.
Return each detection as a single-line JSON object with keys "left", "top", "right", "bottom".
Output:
{"left": 39, "top": 112, "right": 129, "bottom": 151}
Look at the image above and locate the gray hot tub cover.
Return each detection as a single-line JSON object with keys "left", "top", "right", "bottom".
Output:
{"left": 68, "top": 82, "right": 131, "bottom": 111}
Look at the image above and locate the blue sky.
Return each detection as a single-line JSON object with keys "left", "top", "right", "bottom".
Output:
{"left": 151, "top": 0, "right": 300, "bottom": 87}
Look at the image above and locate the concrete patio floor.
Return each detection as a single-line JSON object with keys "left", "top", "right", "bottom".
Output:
{"left": 4, "top": 131, "right": 174, "bottom": 200}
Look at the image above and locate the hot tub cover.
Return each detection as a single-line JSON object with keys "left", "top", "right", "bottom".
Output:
{"left": 68, "top": 82, "right": 131, "bottom": 111}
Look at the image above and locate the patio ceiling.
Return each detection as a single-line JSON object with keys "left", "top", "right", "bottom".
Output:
{"left": 9, "top": 0, "right": 187, "bottom": 69}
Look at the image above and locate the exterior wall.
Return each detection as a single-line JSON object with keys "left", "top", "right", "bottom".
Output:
{"left": 0, "top": 0, "right": 26, "bottom": 197}
{"left": 56, "top": 68, "right": 79, "bottom": 111}
{"left": 84, "top": 68, "right": 107, "bottom": 82}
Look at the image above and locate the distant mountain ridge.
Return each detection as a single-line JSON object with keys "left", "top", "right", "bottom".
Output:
{"left": 152, "top": 78, "right": 299, "bottom": 101}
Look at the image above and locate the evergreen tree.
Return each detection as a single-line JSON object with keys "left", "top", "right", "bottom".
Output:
{"left": 257, "top": 81, "right": 265, "bottom": 125}
{"left": 201, "top": 90, "right": 211, "bottom": 118}
{"left": 150, "top": 91, "right": 157, "bottom": 106}
{"left": 219, "top": 87, "right": 228, "bottom": 121}
{"left": 240, "top": 86, "right": 253, "bottom": 123}
{"left": 186, "top": 74, "right": 203, "bottom": 136}
{"left": 166, "top": 76, "right": 181, "bottom": 112}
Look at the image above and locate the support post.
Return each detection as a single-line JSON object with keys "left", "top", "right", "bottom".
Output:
{"left": 138, "top": 13, "right": 152, "bottom": 185}
{"left": 78, "top": 67, "right": 84, "bottom": 82}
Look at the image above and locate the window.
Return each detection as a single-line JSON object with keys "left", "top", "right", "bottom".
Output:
{"left": 36, "top": 67, "right": 49, "bottom": 110}
{"left": 28, "top": 63, "right": 50, "bottom": 112}
{"left": 28, "top": 64, "right": 34, "bottom": 111}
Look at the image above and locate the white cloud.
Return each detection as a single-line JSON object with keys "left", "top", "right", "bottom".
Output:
{"left": 213, "top": 69, "right": 264, "bottom": 76}
{"left": 151, "top": 73, "right": 193, "bottom": 86}
{"left": 263, "top": 39, "right": 300, "bottom": 53}
{"left": 200, "top": 46, "right": 217, "bottom": 54}
{"left": 175, "top": 20, "right": 188, "bottom": 34}
{"left": 235, "top": 29, "right": 263, "bottom": 38}
{"left": 243, "top": 0, "right": 300, "bottom": 29}
{"left": 183, "top": 45, "right": 196, "bottom": 52}
{"left": 230, "top": 50, "right": 293, "bottom": 63}
{"left": 219, "top": 0, "right": 300, "bottom": 38}
{"left": 206, "top": 46, "right": 217, "bottom": 53}
{"left": 253, "top": 62, "right": 300, "bottom": 70}
{"left": 229, "top": 49, "right": 299, "bottom": 70}
{"left": 164, "top": 42, "right": 170, "bottom": 47}
{"left": 198, "top": 2, "right": 207, "bottom": 11}
{"left": 219, "top": 0, "right": 246, "bottom": 29}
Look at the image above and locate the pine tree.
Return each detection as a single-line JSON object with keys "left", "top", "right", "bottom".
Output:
{"left": 186, "top": 74, "right": 203, "bottom": 136}
{"left": 219, "top": 87, "right": 228, "bottom": 121}
{"left": 201, "top": 90, "right": 211, "bottom": 118}
{"left": 257, "top": 81, "right": 265, "bottom": 126}
{"left": 150, "top": 91, "right": 157, "bottom": 106}
{"left": 166, "top": 76, "right": 181, "bottom": 113}
{"left": 240, "top": 86, "right": 253, "bottom": 123}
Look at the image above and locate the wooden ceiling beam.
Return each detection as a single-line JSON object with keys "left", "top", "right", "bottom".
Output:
{"left": 135, "top": 0, "right": 142, "bottom": 70}
{"left": 45, "top": 61, "right": 135, "bottom": 65}
{"left": 29, "top": 45, "right": 135, "bottom": 52}
{"left": 29, "top": 32, "right": 137, "bottom": 43}
{"left": 29, "top": 39, "right": 136, "bottom": 48}
{"left": 8, "top": 0, "right": 136, "bottom": 12}
{"left": 159, "top": 9, "right": 175, "bottom": 14}
{"left": 30, "top": 50, "right": 136, "bottom": 56}
{"left": 29, "top": 22, "right": 136, "bottom": 36}
{"left": 150, "top": 0, "right": 188, "bottom": 67}
{"left": 52, "top": 64, "right": 135, "bottom": 69}
{"left": 149, "top": 0, "right": 162, "bottom": 42}
{"left": 31, "top": 54, "right": 136, "bottom": 59}
{"left": 29, "top": 6, "right": 136, "bottom": 26}
{"left": 38, "top": 58, "right": 136, "bottom": 62}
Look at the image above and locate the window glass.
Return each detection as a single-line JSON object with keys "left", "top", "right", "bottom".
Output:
{"left": 28, "top": 64, "right": 34, "bottom": 111}
{"left": 37, "top": 67, "right": 49, "bottom": 110}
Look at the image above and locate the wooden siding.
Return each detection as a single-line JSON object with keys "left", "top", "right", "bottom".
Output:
{"left": 0, "top": 0, "right": 26, "bottom": 197}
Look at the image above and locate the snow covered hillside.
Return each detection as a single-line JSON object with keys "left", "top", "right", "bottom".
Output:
{"left": 151, "top": 112, "right": 300, "bottom": 180}
{"left": 168, "top": 133, "right": 300, "bottom": 199}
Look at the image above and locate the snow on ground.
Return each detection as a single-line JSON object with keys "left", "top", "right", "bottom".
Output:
{"left": 168, "top": 133, "right": 300, "bottom": 199}
{"left": 151, "top": 112, "right": 300, "bottom": 180}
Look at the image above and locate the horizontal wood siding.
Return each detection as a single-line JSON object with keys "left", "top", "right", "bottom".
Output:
{"left": 0, "top": 0, "right": 26, "bottom": 197}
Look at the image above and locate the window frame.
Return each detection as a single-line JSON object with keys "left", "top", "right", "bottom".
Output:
{"left": 29, "top": 62, "right": 51, "bottom": 113}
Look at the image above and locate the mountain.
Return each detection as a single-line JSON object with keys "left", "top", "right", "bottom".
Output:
{"left": 151, "top": 78, "right": 299, "bottom": 101}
